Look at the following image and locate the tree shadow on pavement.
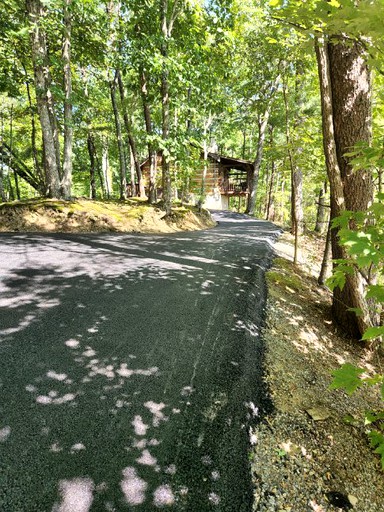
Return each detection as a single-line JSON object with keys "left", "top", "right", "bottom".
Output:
{"left": 0, "top": 216, "right": 279, "bottom": 511}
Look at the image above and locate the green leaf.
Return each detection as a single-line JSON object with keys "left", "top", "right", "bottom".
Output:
{"left": 368, "top": 430, "right": 384, "bottom": 469}
{"left": 366, "top": 285, "right": 384, "bottom": 303}
{"left": 330, "top": 363, "right": 364, "bottom": 395}
{"left": 347, "top": 307, "right": 363, "bottom": 317}
{"left": 361, "top": 326, "right": 384, "bottom": 341}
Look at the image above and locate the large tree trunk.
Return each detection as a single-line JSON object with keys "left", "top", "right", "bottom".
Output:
{"left": 316, "top": 37, "right": 374, "bottom": 338}
{"left": 116, "top": 69, "right": 144, "bottom": 197}
{"left": 61, "top": 0, "right": 73, "bottom": 199}
{"left": 110, "top": 73, "right": 127, "bottom": 200}
{"left": 26, "top": 0, "right": 61, "bottom": 198}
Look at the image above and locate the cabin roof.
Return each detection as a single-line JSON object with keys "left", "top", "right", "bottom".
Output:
{"left": 207, "top": 153, "right": 253, "bottom": 174}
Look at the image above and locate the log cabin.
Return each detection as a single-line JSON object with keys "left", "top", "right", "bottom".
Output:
{"left": 140, "top": 152, "right": 254, "bottom": 210}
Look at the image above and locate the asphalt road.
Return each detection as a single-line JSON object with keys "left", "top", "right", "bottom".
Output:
{"left": 0, "top": 211, "right": 280, "bottom": 512}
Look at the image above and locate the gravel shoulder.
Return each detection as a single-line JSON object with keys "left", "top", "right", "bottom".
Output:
{"left": 251, "top": 231, "right": 384, "bottom": 512}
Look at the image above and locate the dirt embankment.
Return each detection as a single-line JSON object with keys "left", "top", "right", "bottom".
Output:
{"left": 251, "top": 231, "right": 383, "bottom": 512}
{"left": 0, "top": 198, "right": 216, "bottom": 234}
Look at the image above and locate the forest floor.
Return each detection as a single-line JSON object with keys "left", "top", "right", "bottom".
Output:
{"left": 251, "top": 230, "right": 384, "bottom": 512}
{"left": 0, "top": 197, "right": 215, "bottom": 233}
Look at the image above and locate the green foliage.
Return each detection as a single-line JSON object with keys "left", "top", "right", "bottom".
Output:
{"left": 331, "top": 362, "right": 384, "bottom": 469}
{"left": 330, "top": 363, "right": 365, "bottom": 395}
{"left": 329, "top": 196, "right": 384, "bottom": 468}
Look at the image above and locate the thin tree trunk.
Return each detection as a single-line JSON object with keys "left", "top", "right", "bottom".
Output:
{"left": 318, "top": 218, "right": 332, "bottom": 285}
{"left": 292, "top": 168, "right": 303, "bottom": 264}
{"left": 26, "top": 0, "right": 61, "bottom": 198}
{"left": 110, "top": 73, "right": 127, "bottom": 200}
{"left": 87, "top": 132, "right": 97, "bottom": 199}
{"left": 0, "top": 113, "right": 6, "bottom": 201}
{"left": 102, "top": 137, "right": 111, "bottom": 199}
{"left": 9, "top": 105, "right": 19, "bottom": 200}
{"left": 316, "top": 37, "right": 374, "bottom": 338}
{"left": 266, "top": 160, "right": 275, "bottom": 220}
{"left": 160, "top": 0, "right": 172, "bottom": 215}
{"left": 140, "top": 69, "right": 156, "bottom": 203}
{"left": 246, "top": 75, "right": 280, "bottom": 215}
{"left": 315, "top": 181, "right": 328, "bottom": 233}
{"left": 61, "top": 0, "right": 73, "bottom": 198}
{"left": 23, "top": 67, "right": 43, "bottom": 183}
{"left": 116, "top": 69, "right": 144, "bottom": 197}
{"left": 246, "top": 112, "right": 270, "bottom": 215}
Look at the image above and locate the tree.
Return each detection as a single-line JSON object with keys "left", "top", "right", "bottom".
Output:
{"left": 26, "top": 0, "right": 61, "bottom": 198}
{"left": 61, "top": 0, "right": 73, "bottom": 199}
{"left": 316, "top": 36, "right": 374, "bottom": 337}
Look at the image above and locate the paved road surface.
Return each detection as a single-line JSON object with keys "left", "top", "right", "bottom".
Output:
{"left": 0, "top": 212, "right": 280, "bottom": 511}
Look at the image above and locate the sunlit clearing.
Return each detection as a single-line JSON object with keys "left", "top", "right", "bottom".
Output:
{"left": 52, "top": 477, "right": 94, "bottom": 512}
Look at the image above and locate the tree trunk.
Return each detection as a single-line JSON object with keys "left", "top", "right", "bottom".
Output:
{"left": 26, "top": 0, "right": 61, "bottom": 198}
{"left": 266, "top": 160, "right": 275, "bottom": 221}
{"left": 102, "top": 137, "right": 111, "bottom": 199}
{"left": 110, "top": 73, "right": 127, "bottom": 200}
{"left": 246, "top": 111, "right": 270, "bottom": 215}
{"left": 61, "top": 0, "right": 73, "bottom": 199}
{"left": 318, "top": 218, "right": 332, "bottom": 286}
{"left": 8, "top": 105, "right": 19, "bottom": 200}
{"left": 246, "top": 75, "right": 280, "bottom": 215}
{"left": 116, "top": 69, "right": 144, "bottom": 197}
{"left": 0, "top": 113, "right": 6, "bottom": 201}
{"left": 140, "top": 69, "right": 156, "bottom": 203}
{"left": 87, "top": 132, "right": 97, "bottom": 199}
{"left": 314, "top": 181, "right": 328, "bottom": 233}
{"left": 160, "top": 0, "right": 172, "bottom": 215}
{"left": 316, "top": 37, "right": 374, "bottom": 338}
{"left": 292, "top": 167, "right": 303, "bottom": 264}
{"left": 23, "top": 65, "right": 43, "bottom": 184}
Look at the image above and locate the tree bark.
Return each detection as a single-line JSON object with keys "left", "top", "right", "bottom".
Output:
{"left": 26, "top": 0, "right": 61, "bottom": 198}
{"left": 316, "top": 37, "right": 374, "bottom": 338}
{"left": 246, "top": 111, "right": 270, "bottom": 215}
{"left": 23, "top": 65, "right": 43, "bottom": 183}
{"left": 246, "top": 75, "right": 280, "bottom": 215}
{"left": 140, "top": 69, "right": 156, "bottom": 203}
{"left": 318, "top": 218, "right": 332, "bottom": 286}
{"left": 116, "top": 69, "right": 144, "bottom": 197}
{"left": 314, "top": 181, "right": 328, "bottom": 233}
{"left": 61, "top": 0, "right": 73, "bottom": 199}
{"left": 160, "top": 0, "right": 172, "bottom": 215}
{"left": 0, "top": 113, "right": 6, "bottom": 201}
{"left": 87, "top": 132, "right": 97, "bottom": 199}
{"left": 110, "top": 73, "right": 127, "bottom": 200}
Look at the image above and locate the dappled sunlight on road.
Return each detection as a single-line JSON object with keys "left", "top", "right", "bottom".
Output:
{"left": 52, "top": 477, "right": 94, "bottom": 512}
{"left": 0, "top": 212, "right": 280, "bottom": 510}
